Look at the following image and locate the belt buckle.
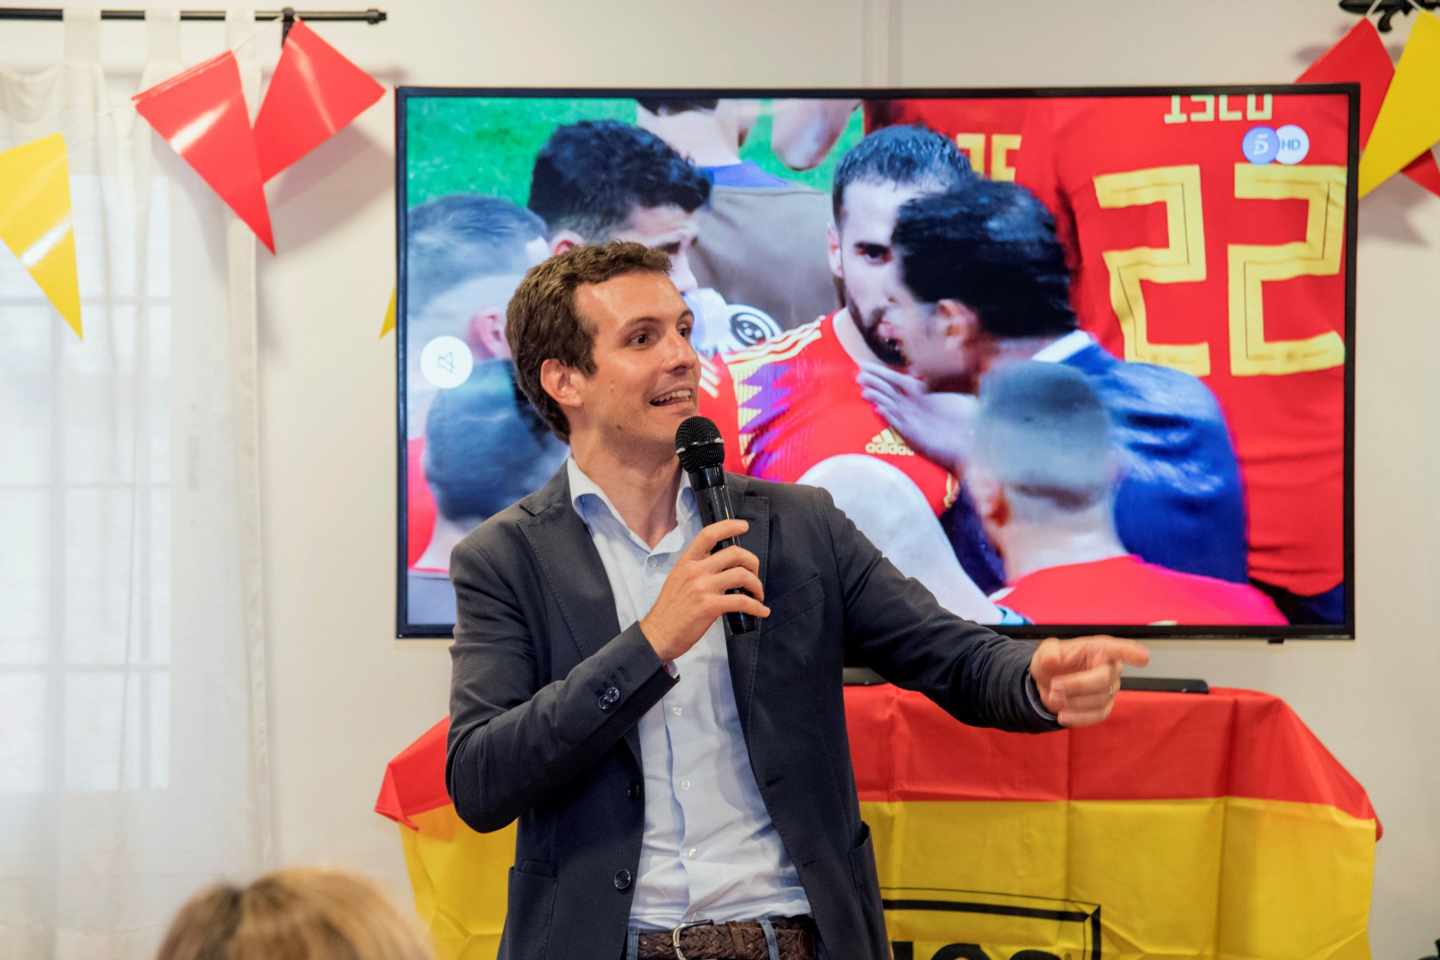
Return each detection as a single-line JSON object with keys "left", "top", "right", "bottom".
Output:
{"left": 672, "top": 919, "right": 713, "bottom": 960}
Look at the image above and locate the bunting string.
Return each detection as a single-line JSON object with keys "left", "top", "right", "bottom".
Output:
{"left": 1, "top": 12, "right": 386, "bottom": 336}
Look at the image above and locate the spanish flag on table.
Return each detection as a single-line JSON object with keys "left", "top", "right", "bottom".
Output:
{"left": 376, "top": 687, "right": 1378, "bottom": 960}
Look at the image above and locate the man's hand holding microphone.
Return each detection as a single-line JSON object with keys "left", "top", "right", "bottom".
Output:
{"left": 639, "top": 519, "right": 769, "bottom": 662}
{"left": 639, "top": 416, "right": 769, "bottom": 663}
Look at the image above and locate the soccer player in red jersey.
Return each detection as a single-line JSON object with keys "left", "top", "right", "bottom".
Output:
{"left": 697, "top": 125, "right": 976, "bottom": 516}
{"left": 1015, "top": 94, "right": 1348, "bottom": 624}
{"left": 971, "top": 361, "right": 1286, "bottom": 627}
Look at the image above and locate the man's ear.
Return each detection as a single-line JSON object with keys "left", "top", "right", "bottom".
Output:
{"left": 935, "top": 299, "right": 982, "bottom": 351}
{"left": 468, "top": 306, "right": 510, "bottom": 361}
{"left": 968, "top": 466, "right": 1008, "bottom": 529}
{"left": 826, "top": 221, "right": 843, "bottom": 280}
{"left": 990, "top": 488, "right": 1011, "bottom": 531}
{"left": 539, "top": 358, "right": 584, "bottom": 416}
{"left": 550, "top": 231, "right": 585, "bottom": 257}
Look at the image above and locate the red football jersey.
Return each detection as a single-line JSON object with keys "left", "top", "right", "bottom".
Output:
{"left": 995, "top": 555, "right": 1288, "bottom": 625}
{"left": 697, "top": 313, "right": 958, "bottom": 515}
{"left": 864, "top": 97, "right": 1032, "bottom": 181}
{"left": 1016, "top": 94, "right": 1349, "bottom": 596}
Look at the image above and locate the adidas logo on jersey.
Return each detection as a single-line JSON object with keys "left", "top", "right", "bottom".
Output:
{"left": 864, "top": 428, "right": 914, "bottom": 456}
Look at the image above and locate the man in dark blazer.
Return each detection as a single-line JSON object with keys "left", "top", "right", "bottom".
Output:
{"left": 445, "top": 241, "right": 1148, "bottom": 960}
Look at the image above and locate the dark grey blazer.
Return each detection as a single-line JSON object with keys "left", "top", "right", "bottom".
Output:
{"left": 445, "top": 468, "right": 1057, "bottom": 960}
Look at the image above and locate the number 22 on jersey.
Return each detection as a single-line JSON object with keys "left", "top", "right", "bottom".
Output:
{"left": 1093, "top": 163, "right": 1346, "bottom": 378}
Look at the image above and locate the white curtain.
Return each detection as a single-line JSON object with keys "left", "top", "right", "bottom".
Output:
{"left": 0, "top": 9, "right": 273, "bottom": 958}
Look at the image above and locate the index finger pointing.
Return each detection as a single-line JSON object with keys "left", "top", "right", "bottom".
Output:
{"left": 1100, "top": 638, "right": 1150, "bottom": 669}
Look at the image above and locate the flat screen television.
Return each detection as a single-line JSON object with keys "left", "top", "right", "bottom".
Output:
{"left": 395, "top": 86, "right": 1357, "bottom": 641}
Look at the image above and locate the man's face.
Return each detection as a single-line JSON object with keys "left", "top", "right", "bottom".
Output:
{"left": 610, "top": 204, "right": 702, "bottom": 294}
{"left": 831, "top": 180, "right": 926, "bottom": 365}
{"left": 878, "top": 291, "right": 979, "bottom": 391}
{"left": 568, "top": 271, "right": 700, "bottom": 452}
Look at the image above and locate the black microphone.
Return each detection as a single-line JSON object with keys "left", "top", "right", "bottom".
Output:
{"left": 675, "top": 415, "right": 758, "bottom": 637}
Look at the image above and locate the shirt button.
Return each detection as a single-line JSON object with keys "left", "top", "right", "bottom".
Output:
{"left": 679, "top": 778, "right": 692, "bottom": 791}
{"left": 613, "top": 868, "right": 634, "bottom": 891}
{"left": 670, "top": 705, "right": 683, "bottom": 717}
{"left": 685, "top": 848, "right": 697, "bottom": 859}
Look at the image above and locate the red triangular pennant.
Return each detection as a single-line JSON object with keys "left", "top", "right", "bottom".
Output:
{"left": 1298, "top": 18, "right": 1440, "bottom": 198}
{"left": 133, "top": 51, "right": 276, "bottom": 251}
{"left": 253, "top": 19, "right": 385, "bottom": 182}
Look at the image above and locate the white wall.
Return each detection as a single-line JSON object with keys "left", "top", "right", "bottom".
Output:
{"left": 3, "top": 1, "right": 1436, "bottom": 957}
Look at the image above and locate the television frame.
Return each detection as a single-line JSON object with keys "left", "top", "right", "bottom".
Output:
{"left": 393, "top": 83, "right": 1359, "bottom": 642}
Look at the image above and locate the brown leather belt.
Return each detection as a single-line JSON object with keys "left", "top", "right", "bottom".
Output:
{"left": 636, "top": 916, "right": 817, "bottom": 960}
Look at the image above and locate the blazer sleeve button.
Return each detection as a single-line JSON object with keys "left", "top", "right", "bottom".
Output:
{"left": 613, "top": 868, "right": 633, "bottom": 891}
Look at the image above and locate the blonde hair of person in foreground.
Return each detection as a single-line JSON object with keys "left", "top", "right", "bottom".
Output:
{"left": 155, "top": 867, "right": 434, "bottom": 960}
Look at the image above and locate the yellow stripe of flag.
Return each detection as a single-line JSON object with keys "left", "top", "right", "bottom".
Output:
{"left": 393, "top": 796, "right": 1373, "bottom": 960}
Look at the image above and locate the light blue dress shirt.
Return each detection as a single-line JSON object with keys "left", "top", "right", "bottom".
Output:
{"left": 566, "top": 458, "right": 813, "bottom": 930}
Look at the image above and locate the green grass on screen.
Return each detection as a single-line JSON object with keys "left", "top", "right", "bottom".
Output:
{"left": 404, "top": 96, "right": 866, "bottom": 210}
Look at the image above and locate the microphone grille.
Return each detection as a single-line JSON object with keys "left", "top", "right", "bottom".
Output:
{"left": 675, "top": 416, "right": 725, "bottom": 472}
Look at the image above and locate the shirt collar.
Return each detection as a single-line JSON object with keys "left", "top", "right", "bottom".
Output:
{"left": 1030, "top": 329, "right": 1095, "bottom": 363}
{"left": 566, "top": 457, "right": 698, "bottom": 529}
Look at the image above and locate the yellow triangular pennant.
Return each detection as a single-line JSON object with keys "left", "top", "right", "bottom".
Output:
{"left": 1359, "top": 11, "right": 1440, "bottom": 196}
{"left": 380, "top": 286, "right": 396, "bottom": 338}
{"left": 0, "top": 133, "right": 82, "bottom": 338}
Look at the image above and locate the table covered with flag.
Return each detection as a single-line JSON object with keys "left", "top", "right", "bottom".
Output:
{"left": 375, "top": 686, "right": 1378, "bottom": 960}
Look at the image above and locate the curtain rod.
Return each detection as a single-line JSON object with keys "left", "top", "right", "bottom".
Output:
{"left": 0, "top": 7, "right": 387, "bottom": 25}
{"left": 1338, "top": 0, "right": 1439, "bottom": 32}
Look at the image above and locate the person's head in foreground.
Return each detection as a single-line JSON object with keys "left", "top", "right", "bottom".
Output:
{"left": 882, "top": 178, "right": 1077, "bottom": 393}
{"left": 828, "top": 124, "right": 975, "bottom": 364}
{"left": 506, "top": 241, "right": 696, "bottom": 466}
{"left": 966, "top": 360, "right": 1119, "bottom": 579}
{"left": 155, "top": 867, "right": 434, "bottom": 960}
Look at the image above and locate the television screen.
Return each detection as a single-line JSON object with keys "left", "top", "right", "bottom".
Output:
{"left": 395, "top": 86, "right": 1356, "bottom": 640}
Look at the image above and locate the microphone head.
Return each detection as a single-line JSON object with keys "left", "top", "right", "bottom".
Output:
{"left": 675, "top": 416, "right": 725, "bottom": 473}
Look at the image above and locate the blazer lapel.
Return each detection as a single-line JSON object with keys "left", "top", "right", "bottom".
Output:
{"left": 518, "top": 468, "right": 639, "bottom": 765}
{"left": 727, "top": 475, "right": 769, "bottom": 742}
